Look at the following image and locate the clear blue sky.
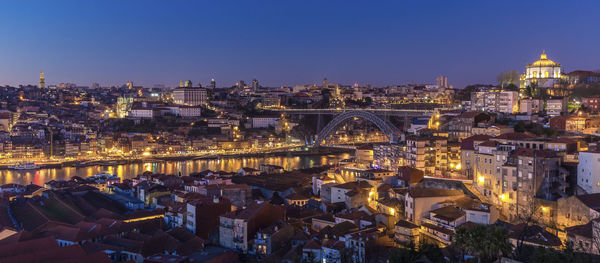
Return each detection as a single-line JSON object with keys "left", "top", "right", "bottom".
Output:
{"left": 0, "top": 0, "right": 598, "bottom": 88}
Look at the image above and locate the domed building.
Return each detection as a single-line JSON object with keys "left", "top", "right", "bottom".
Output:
{"left": 521, "top": 51, "right": 565, "bottom": 89}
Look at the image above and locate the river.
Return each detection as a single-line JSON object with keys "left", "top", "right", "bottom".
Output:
{"left": 0, "top": 153, "right": 351, "bottom": 186}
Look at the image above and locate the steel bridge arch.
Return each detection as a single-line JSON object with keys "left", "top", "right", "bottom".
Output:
{"left": 315, "top": 110, "right": 398, "bottom": 146}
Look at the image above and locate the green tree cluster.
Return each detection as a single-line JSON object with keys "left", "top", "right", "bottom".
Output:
{"left": 453, "top": 224, "right": 512, "bottom": 263}
{"left": 389, "top": 242, "right": 444, "bottom": 263}
{"left": 497, "top": 70, "right": 521, "bottom": 88}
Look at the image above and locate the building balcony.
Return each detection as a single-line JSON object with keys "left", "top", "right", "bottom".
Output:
{"left": 421, "top": 218, "right": 456, "bottom": 233}
{"left": 419, "top": 222, "right": 453, "bottom": 246}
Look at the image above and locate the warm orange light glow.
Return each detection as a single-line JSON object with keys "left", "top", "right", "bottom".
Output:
{"left": 478, "top": 176, "right": 485, "bottom": 184}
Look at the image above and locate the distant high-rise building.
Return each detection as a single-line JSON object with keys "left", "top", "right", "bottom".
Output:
{"left": 322, "top": 78, "right": 328, "bottom": 89}
{"left": 436, "top": 75, "right": 448, "bottom": 89}
{"left": 91, "top": 83, "right": 100, "bottom": 89}
{"left": 39, "top": 72, "right": 45, "bottom": 88}
{"left": 252, "top": 79, "right": 259, "bottom": 90}
{"left": 209, "top": 79, "right": 216, "bottom": 89}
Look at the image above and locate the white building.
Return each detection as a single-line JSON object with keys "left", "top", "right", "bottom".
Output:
{"left": 520, "top": 98, "right": 542, "bottom": 115}
{"left": 179, "top": 106, "right": 202, "bottom": 118}
{"left": 578, "top": 151, "right": 600, "bottom": 194}
{"left": 521, "top": 51, "right": 563, "bottom": 88}
{"left": 251, "top": 116, "right": 279, "bottom": 129}
{"left": 471, "top": 91, "right": 518, "bottom": 114}
{"left": 129, "top": 107, "right": 155, "bottom": 118}
{"left": 496, "top": 91, "right": 519, "bottom": 114}
{"left": 173, "top": 87, "right": 207, "bottom": 106}
{"left": 546, "top": 97, "right": 567, "bottom": 117}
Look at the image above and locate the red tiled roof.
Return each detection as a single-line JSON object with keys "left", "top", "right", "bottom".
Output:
{"left": 575, "top": 193, "right": 600, "bottom": 211}
{"left": 303, "top": 239, "right": 321, "bottom": 250}
{"left": 0, "top": 236, "right": 112, "bottom": 263}
{"left": 409, "top": 188, "right": 464, "bottom": 198}
{"left": 508, "top": 223, "right": 562, "bottom": 247}
{"left": 477, "top": 140, "right": 498, "bottom": 147}
{"left": 548, "top": 138, "right": 576, "bottom": 144}
{"left": 397, "top": 166, "right": 424, "bottom": 184}
{"left": 221, "top": 201, "right": 269, "bottom": 220}
{"left": 566, "top": 222, "right": 592, "bottom": 239}
{"left": 460, "top": 135, "right": 492, "bottom": 150}
{"left": 395, "top": 220, "right": 419, "bottom": 229}
{"left": 509, "top": 148, "right": 557, "bottom": 158}
{"left": 494, "top": 132, "right": 538, "bottom": 140}
{"left": 458, "top": 111, "right": 484, "bottom": 118}
{"left": 322, "top": 239, "right": 346, "bottom": 250}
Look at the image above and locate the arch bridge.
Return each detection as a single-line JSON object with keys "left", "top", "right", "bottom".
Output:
{"left": 315, "top": 110, "right": 399, "bottom": 147}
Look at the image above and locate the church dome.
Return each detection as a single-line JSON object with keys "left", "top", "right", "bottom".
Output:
{"left": 528, "top": 51, "right": 560, "bottom": 67}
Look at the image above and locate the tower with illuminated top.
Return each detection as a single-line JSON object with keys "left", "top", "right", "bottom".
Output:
{"left": 39, "top": 72, "right": 45, "bottom": 88}
{"left": 521, "top": 51, "right": 564, "bottom": 88}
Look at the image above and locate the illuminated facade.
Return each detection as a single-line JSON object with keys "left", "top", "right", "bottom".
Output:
{"left": 470, "top": 90, "right": 518, "bottom": 114}
{"left": 116, "top": 96, "right": 133, "bottom": 118}
{"left": 39, "top": 71, "right": 45, "bottom": 88}
{"left": 173, "top": 86, "right": 207, "bottom": 106}
{"left": 521, "top": 51, "right": 564, "bottom": 88}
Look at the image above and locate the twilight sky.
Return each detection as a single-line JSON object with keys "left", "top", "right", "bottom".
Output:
{"left": 0, "top": 0, "right": 598, "bottom": 89}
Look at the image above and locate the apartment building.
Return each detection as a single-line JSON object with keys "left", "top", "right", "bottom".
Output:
{"left": 219, "top": 201, "right": 284, "bottom": 253}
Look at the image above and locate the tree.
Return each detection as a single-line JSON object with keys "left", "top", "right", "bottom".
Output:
{"left": 388, "top": 242, "right": 444, "bottom": 263}
{"left": 528, "top": 243, "right": 591, "bottom": 263}
{"left": 514, "top": 201, "right": 547, "bottom": 261}
{"left": 497, "top": 70, "right": 521, "bottom": 88}
{"left": 455, "top": 85, "right": 485, "bottom": 101}
{"left": 522, "top": 82, "right": 541, "bottom": 99}
{"left": 514, "top": 121, "right": 526, "bottom": 133}
{"left": 504, "top": 83, "right": 520, "bottom": 92}
{"left": 454, "top": 224, "right": 512, "bottom": 263}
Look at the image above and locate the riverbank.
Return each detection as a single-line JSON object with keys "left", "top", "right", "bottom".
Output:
{"left": 0, "top": 147, "right": 353, "bottom": 170}
{"left": 0, "top": 151, "right": 352, "bottom": 186}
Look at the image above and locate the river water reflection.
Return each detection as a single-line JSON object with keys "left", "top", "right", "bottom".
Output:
{"left": 0, "top": 153, "right": 350, "bottom": 186}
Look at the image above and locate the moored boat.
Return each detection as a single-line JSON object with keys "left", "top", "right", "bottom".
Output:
{"left": 7, "top": 163, "right": 40, "bottom": 170}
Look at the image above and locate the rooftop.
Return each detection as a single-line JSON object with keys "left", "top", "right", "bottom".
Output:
{"left": 528, "top": 52, "right": 560, "bottom": 67}
{"left": 430, "top": 206, "right": 465, "bottom": 222}
{"left": 408, "top": 188, "right": 464, "bottom": 198}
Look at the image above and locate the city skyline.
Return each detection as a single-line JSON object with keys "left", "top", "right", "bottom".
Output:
{"left": 1, "top": 0, "right": 599, "bottom": 88}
